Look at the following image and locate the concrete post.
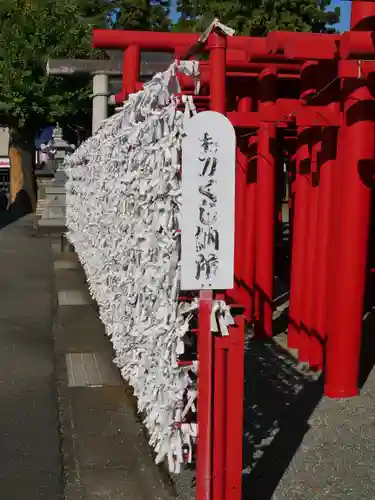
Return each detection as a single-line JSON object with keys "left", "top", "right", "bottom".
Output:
{"left": 92, "top": 73, "right": 109, "bottom": 134}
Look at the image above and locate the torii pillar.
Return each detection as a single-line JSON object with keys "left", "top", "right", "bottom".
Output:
{"left": 325, "top": 0, "right": 375, "bottom": 397}
{"left": 92, "top": 73, "right": 110, "bottom": 133}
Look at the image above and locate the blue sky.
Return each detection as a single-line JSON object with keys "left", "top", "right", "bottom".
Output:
{"left": 170, "top": 0, "right": 351, "bottom": 32}
{"left": 170, "top": 0, "right": 178, "bottom": 22}
{"left": 330, "top": 0, "right": 350, "bottom": 31}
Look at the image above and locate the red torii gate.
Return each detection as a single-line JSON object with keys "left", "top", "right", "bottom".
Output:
{"left": 92, "top": 1, "right": 375, "bottom": 498}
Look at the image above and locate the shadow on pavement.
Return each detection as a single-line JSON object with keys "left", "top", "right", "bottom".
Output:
{"left": 358, "top": 301, "right": 375, "bottom": 389}
{"left": 359, "top": 192, "right": 375, "bottom": 389}
{"left": 242, "top": 336, "right": 323, "bottom": 500}
{"left": 0, "top": 189, "right": 33, "bottom": 230}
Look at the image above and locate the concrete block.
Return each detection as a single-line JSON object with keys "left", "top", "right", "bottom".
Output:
{"left": 54, "top": 260, "right": 79, "bottom": 271}
{"left": 65, "top": 352, "right": 121, "bottom": 387}
{"left": 58, "top": 290, "right": 91, "bottom": 306}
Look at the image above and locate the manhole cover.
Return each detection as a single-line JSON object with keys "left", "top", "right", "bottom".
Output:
{"left": 66, "top": 352, "right": 121, "bottom": 387}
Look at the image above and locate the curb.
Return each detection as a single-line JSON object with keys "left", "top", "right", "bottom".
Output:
{"left": 49, "top": 234, "right": 87, "bottom": 500}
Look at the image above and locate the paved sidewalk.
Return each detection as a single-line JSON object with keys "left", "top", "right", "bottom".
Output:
{"left": 0, "top": 214, "right": 178, "bottom": 500}
{"left": 50, "top": 237, "right": 177, "bottom": 500}
{"left": 0, "top": 215, "right": 62, "bottom": 499}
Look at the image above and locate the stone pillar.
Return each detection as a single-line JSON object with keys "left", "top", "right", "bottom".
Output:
{"left": 92, "top": 73, "right": 109, "bottom": 134}
{"left": 36, "top": 125, "right": 74, "bottom": 232}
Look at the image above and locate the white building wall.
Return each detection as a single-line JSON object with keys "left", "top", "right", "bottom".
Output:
{"left": 0, "top": 127, "right": 9, "bottom": 159}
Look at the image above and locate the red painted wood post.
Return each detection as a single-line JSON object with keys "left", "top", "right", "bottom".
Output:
{"left": 124, "top": 44, "right": 141, "bottom": 95}
{"left": 232, "top": 96, "right": 253, "bottom": 318}
{"left": 243, "top": 135, "right": 258, "bottom": 323}
{"left": 325, "top": 83, "right": 374, "bottom": 396}
{"left": 225, "top": 313, "right": 245, "bottom": 499}
{"left": 209, "top": 32, "right": 227, "bottom": 115}
{"left": 325, "top": 0, "right": 375, "bottom": 398}
{"left": 294, "top": 132, "right": 313, "bottom": 363}
{"left": 231, "top": 134, "right": 247, "bottom": 305}
{"left": 299, "top": 129, "right": 321, "bottom": 365}
{"left": 212, "top": 312, "right": 245, "bottom": 500}
{"left": 212, "top": 337, "right": 226, "bottom": 500}
{"left": 255, "top": 69, "right": 277, "bottom": 337}
{"left": 208, "top": 29, "right": 228, "bottom": 500}
{"left": 114, "top": 44, "right": 141, "bottom": 104}
{"left": 288, "top": 128, "right": 310, "bottom": 349}
{"left": 288, "top": 62, "right": 317, "bottom": 352}
{"left": 197, "top": 290, "right": 214, "bottom": 500}
{"left": 310, "top": 126, "right": 337, "bottom": 370}
{"left": 209, "top": 30, "right": 244, "bottom": 500}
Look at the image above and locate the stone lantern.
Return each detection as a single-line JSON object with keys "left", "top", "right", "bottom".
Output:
{"left": 37, "top": 124, "right": 75, "bottom": 232}
{"left": 40, "top": 124, "right": 75, "bottom": 183}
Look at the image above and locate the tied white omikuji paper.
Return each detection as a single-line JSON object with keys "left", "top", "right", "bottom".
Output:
{"left": 64, "top": 59, "right": 234, "bottom": 473}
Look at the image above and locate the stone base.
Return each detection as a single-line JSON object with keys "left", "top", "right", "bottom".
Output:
{"left": 37, "top": 218, "right": 66, "bottom": 234}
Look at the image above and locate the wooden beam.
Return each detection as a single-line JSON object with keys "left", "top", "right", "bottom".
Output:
{"left": 46, "top": 59, "right": 122, "bottom": 76}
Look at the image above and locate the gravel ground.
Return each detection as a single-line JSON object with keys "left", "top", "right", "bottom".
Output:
{"left": 242, "top": 309, "right": 375, "bottom": 500}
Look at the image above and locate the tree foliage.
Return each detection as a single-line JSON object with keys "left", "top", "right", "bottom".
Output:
{"left": 0, "top": 0, "right": 170, "bottom": 209}
{"left": 0, "top": 0, "right": 171, "bottom": 139}
{"left": 0, "top": 0, "right": 338, "bottom": 142}
{"left": 114, "top": 1, "right": 170, "bottom": 31}
{"left": 0, "top": 1, "right": 92, "bottom": 136}
{"left": 174, "top": 0, "right": 340, "bottom": 35}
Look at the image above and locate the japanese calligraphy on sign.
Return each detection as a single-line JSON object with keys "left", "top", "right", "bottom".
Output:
{"left": 181, "top": 111, "right": 236, "bottom": 290}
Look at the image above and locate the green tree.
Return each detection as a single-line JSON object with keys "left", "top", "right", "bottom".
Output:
{"left": 174, "top": 0, "right": 340, "bottom": 35}
{"left": 149, "top": 1, "right": 171, "bottom": 31}
{"left": 0, "top": 0, "right": 101, "bottom": 210}
{"left": 113, "top": 1, "right": 171, "bottom": 31}
{"left": 0, "top": 0, "right": 169, "bottom": 212}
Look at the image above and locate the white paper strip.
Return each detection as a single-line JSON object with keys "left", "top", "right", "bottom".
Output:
{"left": 64, "top": 59, "right": 237, "bottom": 474}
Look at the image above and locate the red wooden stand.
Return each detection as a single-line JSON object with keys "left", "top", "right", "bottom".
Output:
{"left": 197, "top": 291, "right": 245, "bottom": 500}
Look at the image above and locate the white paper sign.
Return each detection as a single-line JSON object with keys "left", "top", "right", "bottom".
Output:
{"left": 181, "top": 111, "right": 236, "bottom": 290}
